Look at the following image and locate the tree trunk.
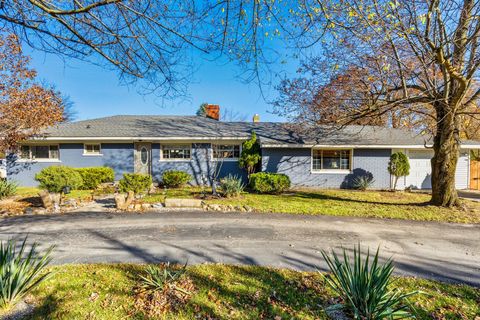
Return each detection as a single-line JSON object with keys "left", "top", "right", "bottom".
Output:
{"left": 393, "top": 176, "right": 398, "bottom": 191}
{"left": 430, "top": 106, "right": 461, "bottom": 207}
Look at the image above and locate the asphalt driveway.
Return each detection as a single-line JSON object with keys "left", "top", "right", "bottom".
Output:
{"left": 1, "top": 211, "right": 479, "bottom": 287}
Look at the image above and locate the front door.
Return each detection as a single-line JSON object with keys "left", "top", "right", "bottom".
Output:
{"left": 134, "top": 143, "right": 151, "bottom": 175}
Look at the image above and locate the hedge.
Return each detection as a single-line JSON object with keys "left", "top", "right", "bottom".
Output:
{"left": 118, "top": 173, "right": 152, "bottom": 194}
{"left": 162, "top": 170, "right": 191, "bottom": 188}
{"left": 249, "top": 172, "right": 291, "bottom": 194}
{"left": 35, "top": 166, "right": 83, "bottom": 193}
{"left": 75, "top": 167, "right": 114, "bottom": 190}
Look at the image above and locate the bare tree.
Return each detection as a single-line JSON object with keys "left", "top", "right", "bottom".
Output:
{"left": 0, "top": 1, "right": 287, "bottom": 96}
{"left": 275, "top": 0, "right": 480, "bottom": 207}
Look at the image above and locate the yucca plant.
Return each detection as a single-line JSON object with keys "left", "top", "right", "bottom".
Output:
{"left": 321, "top": 245, "right": 417, "bottom": 320}
{"left": 0, "top": 179, "right": 17, "bottom": 199}
{"left": 219, "top": 174, "right": 245, "bottom": 198}
{"left": 0, "top": 238, "right": 54, "bottom": 310}
{"left": 352, "top": 175, "right": 375, "bottom": 191}
{"left": 139, "top": 263, "right": 190, "bottom": 295}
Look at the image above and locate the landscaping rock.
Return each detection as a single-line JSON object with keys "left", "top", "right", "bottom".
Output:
{"left": 38, "top": 190, "right": 53, "bottom": 209}
{"left": 164, "top": 198, "right": 203, "bottom": 208}
{"left": 152, "top": 203, "right": 164, "bottom": 208}
{"left": 50, "top": 193, "right": 61, "bottom": 205}
{"left": 115, "top": 191, "right": 135, "bottom": 210}
{"left": 141, "top": 203, "right": 152, "bottom": 210}
{"left": 208, "top": 204, "right": 221, "bottom": 211}
{"left": 234, "top": 206, "right": 243, "bottom": 212}
{"left": 125, "top": 191, "right": 135, "bottom": 207}
{"left": 243, "top": 205, "right": 253, "bottom": 212}
{"left": 134, "top": 204, "right": 142, "bottom": 211}
{"left": 114, "top": 194, "right": 126, "bottom": 210}
{"left": 62, "top": 199, "right": 78, "bottom": 209}
{"left": 32, "top": 208, "right": 47, "bottom": 215}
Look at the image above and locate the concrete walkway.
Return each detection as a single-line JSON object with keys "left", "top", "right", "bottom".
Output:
{"left": 0, "top": 211, "right": 479, "bottom": 287}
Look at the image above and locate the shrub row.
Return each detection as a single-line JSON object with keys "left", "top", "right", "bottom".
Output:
{"left": 35, "top": 166, "right": 114, "bottom": 193}
{"left": 33, "top": 166, "right": 291, "bottom": 195}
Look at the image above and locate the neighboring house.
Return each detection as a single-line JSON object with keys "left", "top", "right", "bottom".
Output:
{"left": 6, "top": 105, "right": 480, "bottom": 189}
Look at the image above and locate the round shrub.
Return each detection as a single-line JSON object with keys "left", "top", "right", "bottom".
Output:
{"left": 162, "top": 170, "right": 191, "bottom": 188}
{"left": 118, "top": 173, "right": 152, "bottom": 194}
{"left": 76, "top": 167, "right": 115, "bottom": 190}
{"left": 249, "top": 172, "right": 291, "bottom": 194}
{"left": 35, "top": 166, "right": 83, "bottom": 193}
{"left": 219, "top": 175, "right": 245, "bottom": 198}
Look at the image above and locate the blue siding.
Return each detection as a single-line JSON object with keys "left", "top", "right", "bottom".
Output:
{"left": 261, "top": 148, "right": 392, "bottom": 189}
{"left": 8, "top": 142, "right": 245, "bottom": 187}
{"left": 8, "top": 143, "right": 134, "bottom": 186}
{"left": 152, "top": 143, "right": 246, "bottom": 185}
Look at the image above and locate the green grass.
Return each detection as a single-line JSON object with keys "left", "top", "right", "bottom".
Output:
{"left": 20, "top": 264, "right": 480, "bottom": 319}
{"left": 206, "top": 189, "right": 480, "bottom": 224}
{"left": 16, "top": 186, "right": 93, "bottom": 201}
{"left": 15, "top": 186, "right": 480, "bottom": 223}
{"left": 142, "top": 187, "right": 206, "bottom": 203}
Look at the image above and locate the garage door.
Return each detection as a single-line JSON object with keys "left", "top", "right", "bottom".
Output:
{"left": 406, "top": 150, "right": 433, "bottom": 189}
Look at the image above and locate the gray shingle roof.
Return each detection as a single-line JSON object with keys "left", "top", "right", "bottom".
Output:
{"left": 40, "top": 115, "right": 479, "bottom": 147}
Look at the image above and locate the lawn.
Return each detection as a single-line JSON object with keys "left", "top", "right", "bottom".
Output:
{"left": 18, "top": 264, "right": 480, "bottom": 319}
{"left": 7, "top": 186, "right": 480, "bottom": 224}
{"left": 144, "top": 187, "right": 480, "bottom": 224}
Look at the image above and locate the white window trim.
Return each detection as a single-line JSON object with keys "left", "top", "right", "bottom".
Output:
{"left": 211, "top": 143, "right": 242, "bottom": 161}
{"left": 19, "top": 144, "right": 61, "bottom": 161}
{"left": 159, "top": 143, "right": 192, "bottom": 162}
{"left": 311, "top": 148, "right": 353, "bottom": 174}
{"left": 83, "top": 143, "right": 103, "bottom": 156}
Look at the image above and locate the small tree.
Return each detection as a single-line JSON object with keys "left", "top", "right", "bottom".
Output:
{"left": 239, "top": 131, "right": 261, "bottom": 176}
{"left": 388, "top": 152, "right": 410, "bottom": 191}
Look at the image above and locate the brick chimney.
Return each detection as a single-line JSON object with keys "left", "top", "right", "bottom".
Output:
{"left": 253, "top": 114, "right": 260, "bottom": 122}
{"left": 205, "top": 104, "right": 220, "bottom": 120}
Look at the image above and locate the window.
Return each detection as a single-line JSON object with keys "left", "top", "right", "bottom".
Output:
{"left": 20, "top": 145, "right": 59, "bottom": 160}
{"left": 161, "top": 144, "right": 191, "bottom": 160}
{"left": 312, "top": 149, "right": 351, "bottom": 171}
{"left": 84, "top": 144, "right": 101, "bottom": 155}
{"left": 213, "top": 144, "right": 240, "bottom": 159}
{"left": 140, "top": 146, "right": 148, "bottom": 164}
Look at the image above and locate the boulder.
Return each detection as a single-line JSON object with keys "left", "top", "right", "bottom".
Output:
{"left": 38, "top": 190, "right": 53, "bottom": 209}
{"left": 243, "top": 205, "right": 253, "bottom": 212}
{"left": 115, "top": 191, "right": 135, "bottom": 210}
{"left": 114, "top": 194, "right": 126, "bottom": 210}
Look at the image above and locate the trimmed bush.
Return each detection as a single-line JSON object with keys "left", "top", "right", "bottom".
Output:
{"left": 249, "top": 172, "right": 291, "bottom": 194}
{"left": 118, "top": 173, "right": 152, "bottom": 194}
{"left": 0, "top": 179, "right": 17, "bottom": 199}
{"left": 35, "top": 166, "right": 83, "bottom": 192}
{"left": 162, "top": 170, "right": 191, "bottom": 188}
{"left": 76, "top": 167, "right": 114, "bottom": 190}
{"left": 388, "top": 152, "right": 410, "bottom": 191}
{"left": 219, "top": 175, "right": 245, "bottom": 198}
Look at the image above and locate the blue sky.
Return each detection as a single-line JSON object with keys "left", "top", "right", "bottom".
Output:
{"left": 28, "top": 47, "right": 294, "bottom": 123}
